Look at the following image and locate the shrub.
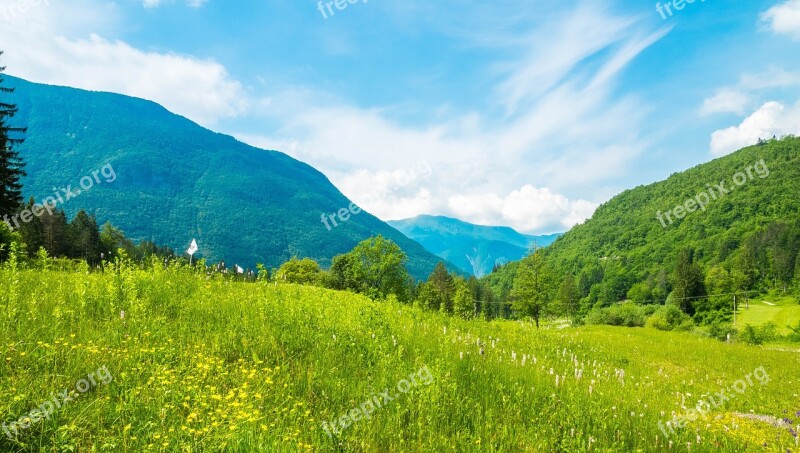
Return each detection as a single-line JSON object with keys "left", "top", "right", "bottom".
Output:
{"left": 788, "top": 321, "right": 800, "bottom": 343}
{"left": 707, "top": 321, "right": 737, "bottom": 342}
{"left": 739, "top": 323, "right": 778, "bottom": 345}
{"left": 586, "top": 303, "right": 647, "bottom": 327}
{"left": 645, "top": 304, "right": 691, "bottom": 331}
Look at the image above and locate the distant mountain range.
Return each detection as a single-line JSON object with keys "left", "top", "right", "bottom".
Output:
{"left": 6, "top": 75, "right": 454, "bottom": 279}
{"left": 388, "top": 215, "right": 561, "bottom": 276}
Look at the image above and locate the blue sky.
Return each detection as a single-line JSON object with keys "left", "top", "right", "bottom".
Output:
{"left": 1, "top": 0, "right": 799, "bottom": 233}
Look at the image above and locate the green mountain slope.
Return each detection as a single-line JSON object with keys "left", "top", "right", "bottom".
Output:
{"left": 545, "top": 137, "right": 800, "bottom": 275}
{"left": 484, "top": 137, "right": 800, "bottom": 315}
{"left": 5, "top": 75, "right": 448, "bottom": 279}
{"left": 388, "top": 215, "right": 560, "bottom": 276}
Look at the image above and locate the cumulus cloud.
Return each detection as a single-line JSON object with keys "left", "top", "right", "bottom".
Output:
{"left": 710, "top": 101, "right": 800, "bottom": 156}
{"left": 700, "top": 89, "right": 751, "bottom": 116}
{"left": 0, "top": 3, "right": 245, "bottom": 126}
{"left": 448, "top": 185, "right": 598, "bottom": 233}
{"left": 761, "top": 0, "right": 800, "bottom": 41}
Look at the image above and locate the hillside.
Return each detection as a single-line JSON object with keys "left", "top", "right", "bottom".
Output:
{"left": 544, "top": 137, "right": 800, "bottom": 274}
{"left": 485, "top": 137, "right": 800, "bottom": 314}
{"left": 4, "top": 75, "right": 448, "bottom": 279}
{"left": 1, "top": 264, "right": 798, "bottom": 451}
{"left": 388, "top": 215, "right": 560, "bottom": 277}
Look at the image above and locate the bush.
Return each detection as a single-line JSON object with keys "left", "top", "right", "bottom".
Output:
{"left": 707, "top": 321, "right": 737, "bottom": 342}
{"left": 586, "top": 303, "right": 647, "bottom": 327}
{"left": 788, "top": 321, "right": 800, "bottom": 343}
{"left": 645, "top": 305, "right": 691, "bottom": 331}
{"left": 739, "top": 323, "right": 778, "bottom": 345}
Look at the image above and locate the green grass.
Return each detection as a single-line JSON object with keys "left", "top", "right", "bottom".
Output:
{"left": 1, "top": 260, "right": 799, "bottom": 452}
{"left": 736, "top": 295, "right": 800, "bottom": 335}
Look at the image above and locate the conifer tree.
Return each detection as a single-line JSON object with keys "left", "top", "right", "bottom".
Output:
{"left": 0, "top": 52, "right": 27, "bottom": 217}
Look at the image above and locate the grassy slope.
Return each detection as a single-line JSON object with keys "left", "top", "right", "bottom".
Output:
{"left": 737, "top": 296, "right": 800, "bottom": 334}
{"left": 1, "top": 265, "right": 799, "bottom": 452}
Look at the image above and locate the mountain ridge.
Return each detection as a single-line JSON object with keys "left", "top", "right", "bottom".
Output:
{"left": 6, "top": 75, "right": 453, "bottom": 279}
{"left": 388, "top": 214, "right": 561, "bottom": 276}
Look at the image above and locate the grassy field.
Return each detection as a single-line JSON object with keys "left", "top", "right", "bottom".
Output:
{"left": 737, "top": 295, "right": 800, "bottom": 335}
{"left": 1, "top": 259, "right": 799, "bottom": 451}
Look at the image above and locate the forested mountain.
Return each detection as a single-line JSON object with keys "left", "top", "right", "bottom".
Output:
{"left": 487, "top": 136, "right": 800, "bottom": 321}
{"left": 388, "top": 215, "right": 560, "bottom": 276}
{"left": 4, "top": 75, "right": 449, "bottom": 279}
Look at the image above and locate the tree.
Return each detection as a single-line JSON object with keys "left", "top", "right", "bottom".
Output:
{"left": 511, "top": 250, "right": 555, "bottom": 328}
{"left": 275, "top": 257, "right": 324, "bottom": 286}
{"left": 329, "top": 236, "right": 410, "bottom": 301}
{"left": 670, "top": 248, "right": 705, "bottom": 315}
{"left": 16, "top": 197, "right": 44, "bottom": 256}
{"left": 627, "top": 282, "right": 652, "bottom": 305}
{"left": 0, "top": 53, "right": 26, "bottom": 217}
{"left": 40, "top": 208, "right": 68, "bottom": 257}
{"left": 452, "top": 278, "right": 474, "bottom": 319}
{"left": 328, "top": 253, "right": 358, "bottom": 291}
{"left": 794, "top": 257, "right": 800, "bottom": 303}
{"left": 415, "top": 281, "right": 439, "bottom": 311}
{"left": 99, "top": 222, "right": 134, "bottom": 260}
{"left": 558, "top": 274, "right": 580, "bottom": 317}
{"left": 67, "top": 210, "right": 101, "bottom": 264}
{"left": 428, "top": 262, "right": 455, "bottom": 313}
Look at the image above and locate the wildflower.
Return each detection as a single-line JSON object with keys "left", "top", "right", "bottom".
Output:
{"left": 120, "top": 310, "right": 125, "bottom": 319}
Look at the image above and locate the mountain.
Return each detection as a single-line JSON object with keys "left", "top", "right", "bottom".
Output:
{"left": 388, "top": 215, "right": 561, "bottom": 276}
{"left": 487, "top": 136, "right": 800, "bottom": 308}
{"left": 5, "top": 75, "right": 451, "bottom": 279}
{"left": 544, "top": 137, "right": 800, "bottom": 274}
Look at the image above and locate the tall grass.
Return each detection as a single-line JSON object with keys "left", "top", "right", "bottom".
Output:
{"left": 1, "top": 254, "right": 798, "bottom": 451}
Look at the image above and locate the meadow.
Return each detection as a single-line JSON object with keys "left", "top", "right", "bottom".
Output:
{"left": 1, "top": 254, "right": 799, "bottom": 452}
{"left": 738, "top": 296, "right": 800, "bottom": 336}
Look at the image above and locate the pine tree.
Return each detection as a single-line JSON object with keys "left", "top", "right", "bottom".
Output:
{"left": 68, "top": 210, "right": 101, "bottom": 264}
{"left": 428, "top": 262, "right": 455, "bottom": 313}
{"left": 16, "top": 197, "right": 44, "bottom": 255}
{"left": 670, "top": 248, "right": 705, "bottom": 315}
{"left": 0, "top": 52, "right": 26, "bottom": 217}
{"left": 40, "top": 208, "right": 68, "bottom": 257}
{"left": 557, "top": 274, "right": 579, "bottom": 318}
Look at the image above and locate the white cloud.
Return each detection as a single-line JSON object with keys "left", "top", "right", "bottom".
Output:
{"left": 761, "top": 0, "right": 800, "bottom": 41}
{"left": 0, "top": 3, "right": 245, "bottom": 126}
{"left": 1, "top": 0, "right": 664, "bottom": 233}
{"left": 234, "top": 5, "right": 666, "bottom": 231}
{"left": 448, "top": 185, "right": 598, "bottom": 233}
{"left": 700, "top": 89, "right": 751, "bottom": 116}
{"left": 710, "top": 101, "right": 800, "bottom": 156}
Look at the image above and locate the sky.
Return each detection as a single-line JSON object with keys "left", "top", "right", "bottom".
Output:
{"left": 0, "top": 0, "right": 799, "bottom": 234}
